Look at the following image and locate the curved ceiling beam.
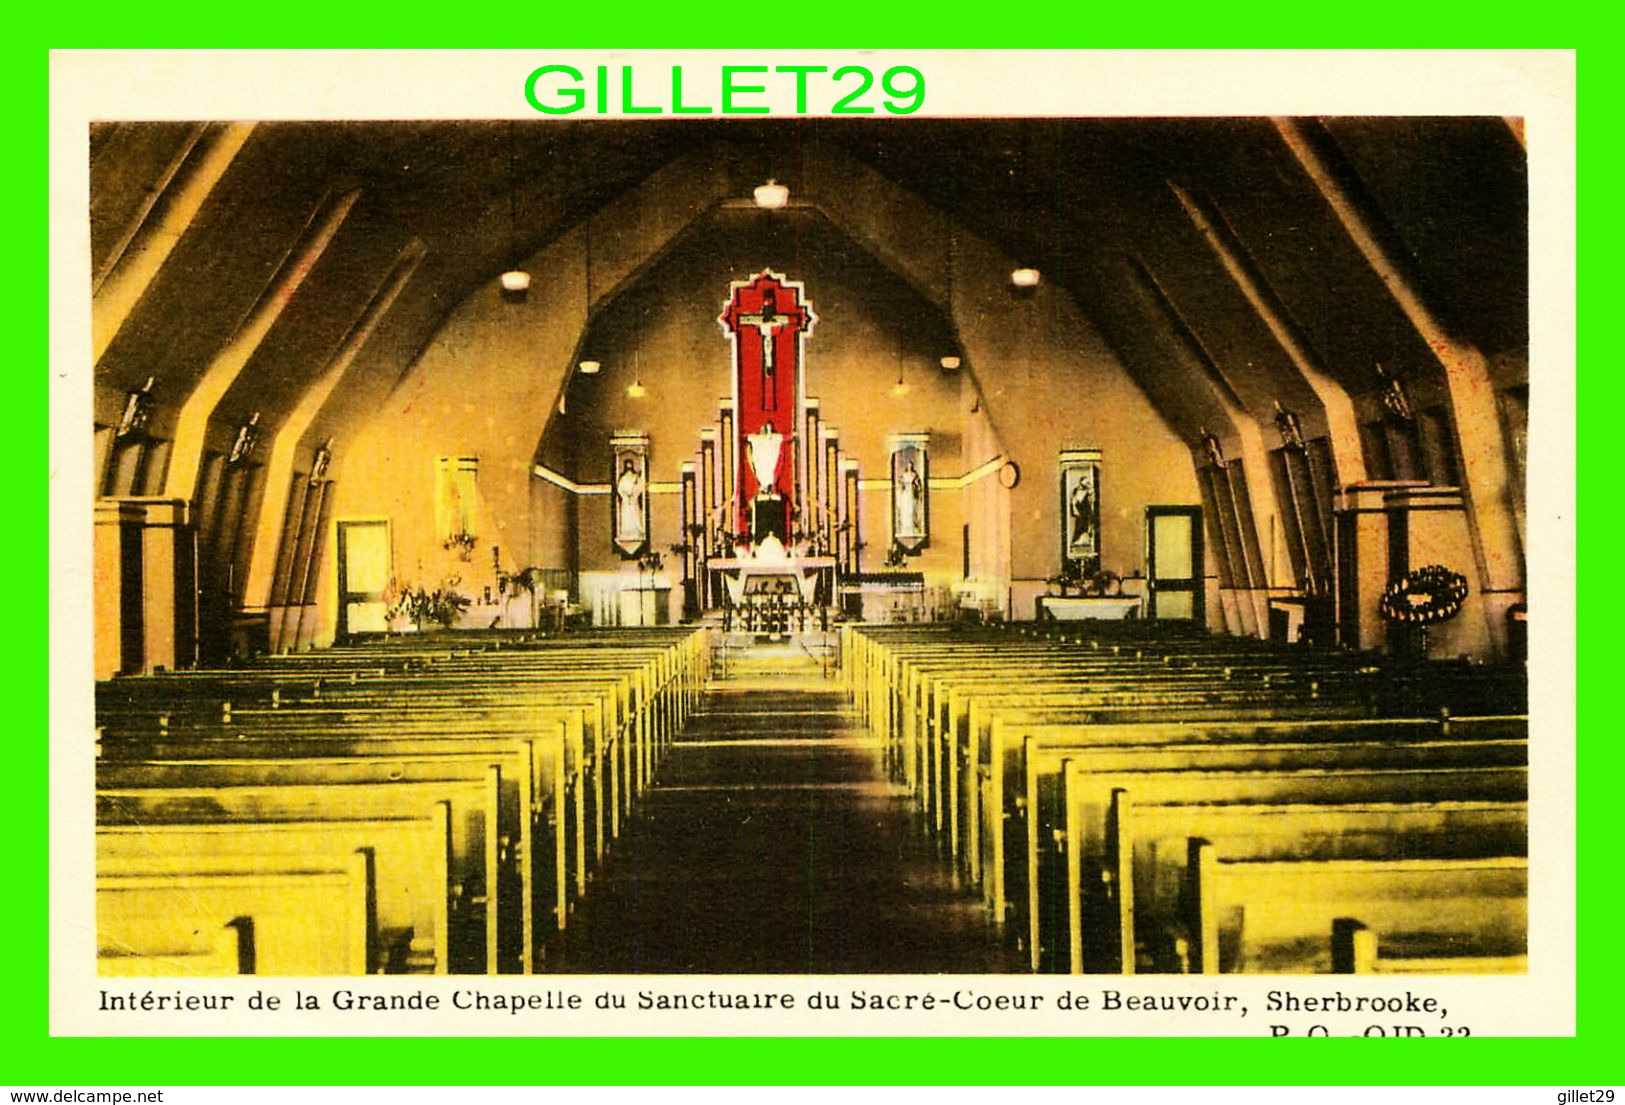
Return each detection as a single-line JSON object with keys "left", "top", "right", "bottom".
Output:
{"left": 1124, "top": 255, "right": 1282, "bottom": 594}
{"left": 1168, "top": 180, "right": 1367, "bottom": 484}
{"left": 239, "top": 239, "right": 425, "bottom": 611}
{"left": 161, "top": 188, "right": 361, "bottom": 502}
{"left": 1274, "top": 117, "right": 1521, "bottom": 595}
{"left": 93, "top": 123, "right": 255, "bottom": 365}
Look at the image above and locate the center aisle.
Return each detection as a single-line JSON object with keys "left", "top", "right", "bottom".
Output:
{"left": 555, "top": 639, "right": 1019, "bottom": 973}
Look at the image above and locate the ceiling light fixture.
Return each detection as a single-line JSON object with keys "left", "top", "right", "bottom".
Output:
{"left": 889, "top": 341, "right": 910, "bottom": 398}
{"left": 627, "top": 346, "right": 647, "bottom": 398}
{"left": 753, "top": 179, "right": 789, "bottom": 210}
{"left": 500, "top": 121, "right": 530, "bottom": 299}
{"left": 1010, "top": 267, "right": 1041, "bottom": 288}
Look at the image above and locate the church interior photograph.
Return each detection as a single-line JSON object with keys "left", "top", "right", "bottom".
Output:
{"left": 87, "top": 116, "right": 1533, "bottom": 977}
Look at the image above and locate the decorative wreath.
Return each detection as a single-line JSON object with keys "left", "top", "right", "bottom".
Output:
{"left": 1379, "top": 564, "right": 1469, "bottom": 626}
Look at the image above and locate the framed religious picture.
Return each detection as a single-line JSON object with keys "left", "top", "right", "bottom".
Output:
{"left": 611, "top": 432, "right": 650, "bottom": 559}
{"left": 1059, "top": 447, "right": 1102, "bottom": 574}
{"left": 889, "top": 432, "right": 930, "bottom": 554}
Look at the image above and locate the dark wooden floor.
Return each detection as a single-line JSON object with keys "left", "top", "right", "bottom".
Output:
{"left": 554, "top": 641, "right": 1018, "bottom": 973}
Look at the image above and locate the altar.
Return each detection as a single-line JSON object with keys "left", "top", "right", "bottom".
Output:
{"left": 708, "top": 538, "right": 836, "bottom": 635}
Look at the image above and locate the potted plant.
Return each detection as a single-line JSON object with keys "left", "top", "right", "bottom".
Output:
{"left": 1081, "top": 567, "right": 1122, "bottom": 597}
{"left": 1046, "top": 562, "right": 1083, "bottom": 597}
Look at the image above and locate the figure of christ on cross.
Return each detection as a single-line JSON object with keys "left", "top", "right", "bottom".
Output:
{"left": 734, "top": 286, "right": 786, "bottom": 412}
{"left": 720, "top": 271, "right": 818, "bottom": 541}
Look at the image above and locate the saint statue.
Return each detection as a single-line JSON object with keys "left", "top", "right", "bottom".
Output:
{"left": 896, "top": 460, "right": 923, "bottom": 537}
{"left": 1069, "top": 473, "right": 1096, "bottom": 552}
{"left": 746, "top": 421, "right": 784, "bottom": 498}
{"left": 616, "top": 458, "right": 646, "bottom": 542}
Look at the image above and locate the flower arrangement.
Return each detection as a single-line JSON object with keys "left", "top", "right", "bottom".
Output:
{"left": 385, "top": 578, "right": 472, "bottom": 630}
{"left": 1047, "top": 564, "right": 1121, "bottom": 597}
{"left": 1379, "top": 564, "right": 1469, "bottom": 626}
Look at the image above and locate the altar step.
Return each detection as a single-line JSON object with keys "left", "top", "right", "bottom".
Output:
{"left": 714, "top": 631, "right": 837, "bottom": 683}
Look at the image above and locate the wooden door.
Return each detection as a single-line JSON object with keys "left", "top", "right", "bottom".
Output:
{"left": 1146, "top": 506, "right": 1204, "bottom": 623}
{"left": 335, "top": 520, "right": 391, "bottom": 638}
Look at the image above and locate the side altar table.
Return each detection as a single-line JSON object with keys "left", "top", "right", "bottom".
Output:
{"left": 1037, "top": 595, "right": 1142, "bottom": 621}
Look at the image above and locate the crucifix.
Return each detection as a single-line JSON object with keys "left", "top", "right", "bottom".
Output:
{"left": 734, "top": 287, "right": 786, "bottom": 411}
{"left": 720, "top": 271, "right": 818, "bottom": 542}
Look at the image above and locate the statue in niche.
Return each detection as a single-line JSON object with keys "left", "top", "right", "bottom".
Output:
{"left": 746, "top": 421, "right": 783, "bottom": 496}
{"left": 616, "top": 458, "right": 646, "bottom": 543}
{"left": 896, "top": 461, "right": 924, "bottom": 538}
{"left": 1068, "top": 472, "right": 1096, "bottom": 553}
{"left": 746, "top": 421, "right": 787, "bottom": 544}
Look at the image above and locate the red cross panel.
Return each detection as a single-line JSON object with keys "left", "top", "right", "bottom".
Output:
{"left": 718, "top": 270, "right": 817, "bottom": 538}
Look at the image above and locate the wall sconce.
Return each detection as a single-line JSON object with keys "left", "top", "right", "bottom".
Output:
{"left": 577, "top": 360, "right": 601, "bottom": 375}
{"left": 116, "top": 376, "right": 156, "bottom": 439}
{"left": 753, "top": 179, "right": 789, "bottom": 209}
{"left": 500, "top": 270, "right": 531, "bottom": 293}
{"left": 1375, "top": 362, "right": 1414, "bottom": 421}
{"left": 227, "top": 412, "right": 261, "bottom": 466}
{"left": 1273, "top": 401, "right": 1306, "bottom": 451}
{"left": 939, "top": 355, "right": 962, "bottom": 371}
{"left": 1009, "top": 267, "right": 1041, "bottom": 289}
{"left": 309, "top": 438, "right": 333, "bottom": 485}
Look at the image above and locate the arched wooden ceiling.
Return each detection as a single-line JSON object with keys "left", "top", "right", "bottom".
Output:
{"left": 88, "top": 116, "right": 1527, "bottom": 482}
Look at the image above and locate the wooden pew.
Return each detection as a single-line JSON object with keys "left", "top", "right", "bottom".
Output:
{"left": 99, "top": 727, "right": 556, "bottom": 965}
{"left": 984, "top": 709, "right": 1431, "bottom": 929}
{"left": 1188, "top": 844, "right": 1527, "bottom": 973}
{"left": 101, "top": 695, "right": 598, "bottom": 901}
{"left": 98, "top": 808, "right": 452, "bottom": 973}
{"left": 95, "top": 627, "right": 710, "bottom": 974}
{"left": 1016, "top": 716, "right": 1526, "bottom": 969}
{"left": 105, "top": 716, "right": 574, "bottom": 907}
{"left": 1331, "top": 916, "right": 1529, "bottom": 974}
{"left": 98, "top": 773, "right": 502, "bottom": 973}
{"left": 97, "top": 921, "right": 250, "bottom": 977}
{"left": 1099, "top": 790, "right": 1527, "bottom": 974}
{"left": 103, "top": 671, "right": 620, "bottom": 839}
{"left": 98, "top": 853, "right": 371, "bottom": 976}
{"left": 1051, "top": 764, "right": 1528, "bottom": 973}
{"left": 934, "top": 673, "right": 1373, "bottom": 872}
{"left": 839, "top": 624, "right": 1529, "bottom": 978}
